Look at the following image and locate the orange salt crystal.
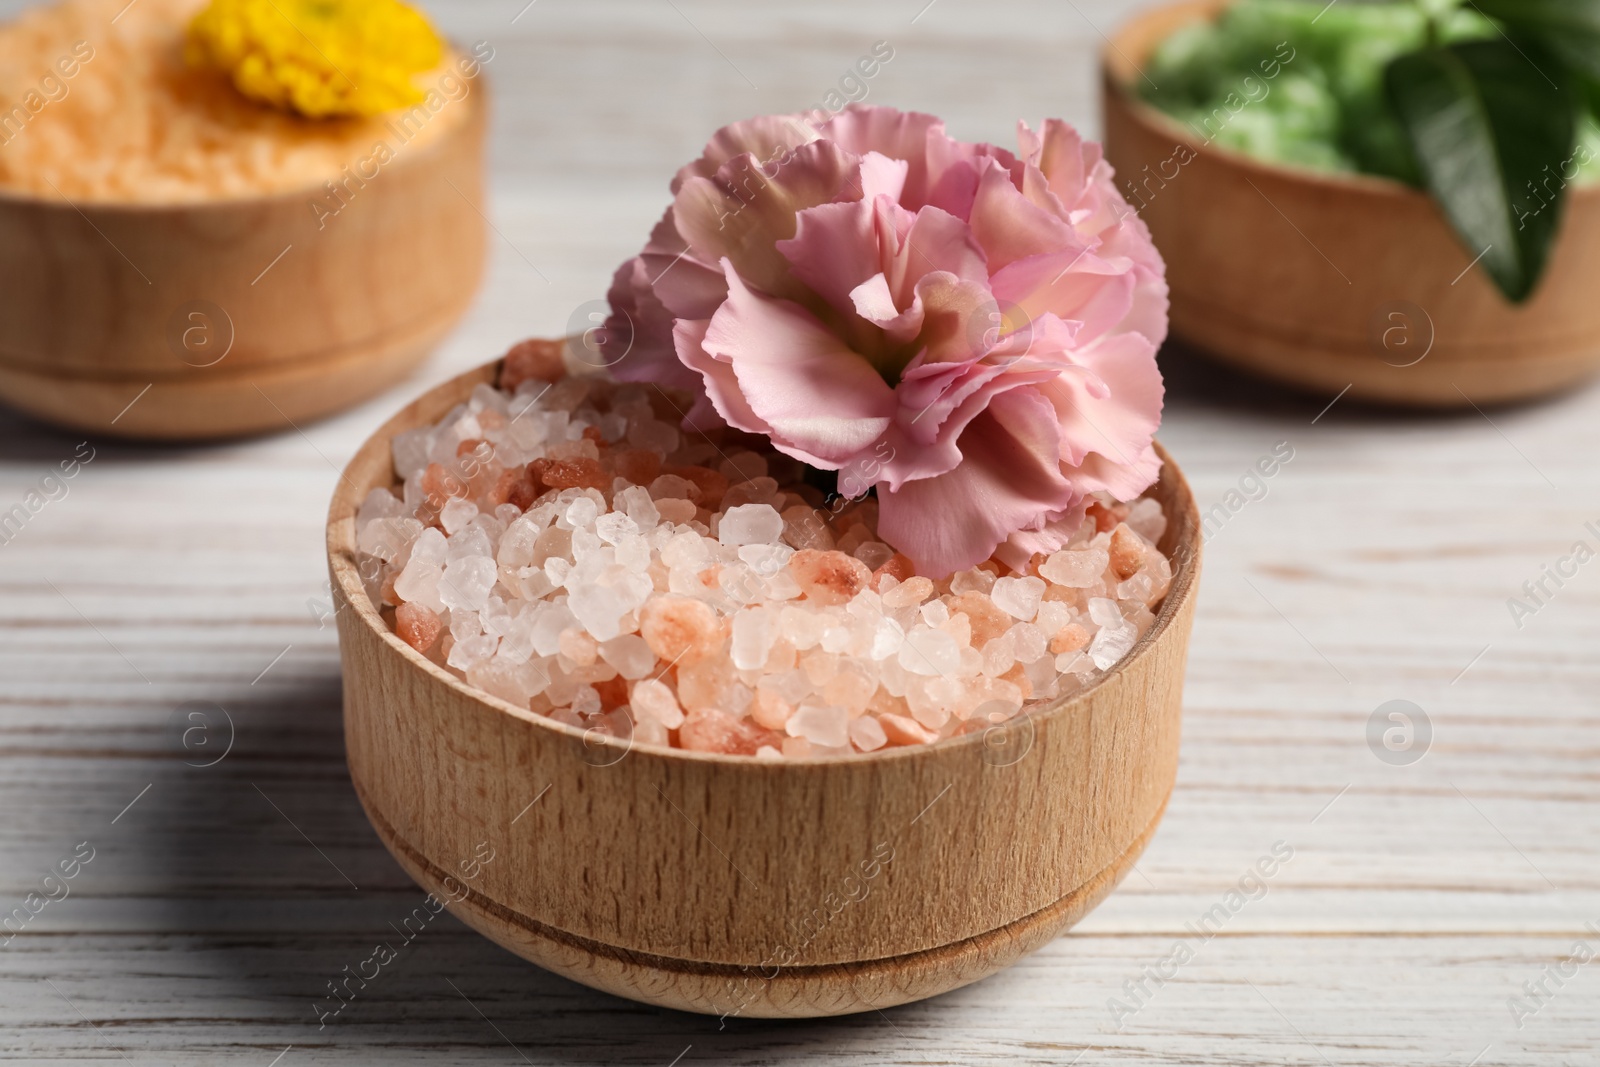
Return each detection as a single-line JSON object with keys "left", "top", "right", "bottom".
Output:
{"left": 870, "top": 553, "right": 916, "bottom": 590}
{"left": 678, "top": 709, "right": 770, "bottom": 755}
{"left": 610, "top": 448, "right": 663, "bottom": 487}
{"left": 582, "top": 426, "right": 605, "bottom": 445}
{"left": 395, "top": 602, "right": 442, "bottom": 652}
{"left": 558, "top": 628, "right": 598, "bottom": 667}
{"left": 789, "top": 549, "right": 871, "bottom": 606}
{"left": 593, "top": 675, "right": 629, "bottom": 711}
{"left": 665, "top": 465, "right": 729, "bottom": 508}
{"left": 750, "top": 688, "right": 791, "bottom": 731}
{"left": 488, "top": 467, "right": 538, "bottom": 510}
{"left": 1109, "top": 525, "right": 1144, "bottom": 581}
{"left": 1086, "top": 500, "right": 1125, "bottom": 533}
{"left": 533, "top": 456, "right": 608, "bottom": 492}
{"left": 1050, "top": 622, "right": 1090, "bottom": 655}
{"left": 879, "top": 713, "right": 937, "bottom": 746}
{"left": 500, "top": 338, "right": 566, "bottom": 392}
{"left": 639, "top": 596, "right": 723, "bottom": 665}
{"left": 948, "top": 591, "right": 1011, "bottom": 647}
{"left": 781, "top": 505, "right": 835, "bottom": 551}
{"left": 456, "top": 438, "right": 486, "bottom": 458}
{"left": 421, "top": 462, "right": 469, "bottom": 508}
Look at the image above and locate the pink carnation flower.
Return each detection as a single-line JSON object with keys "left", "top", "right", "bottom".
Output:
{"left": 603, "top": 105, "right": 1167, "bottom": 578}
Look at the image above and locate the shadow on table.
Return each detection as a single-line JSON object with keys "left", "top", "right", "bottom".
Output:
{"left": 131, "top": 670, "right": 922, "bottom": 1063}
{"left": 1155, "top": 338, "right": 1590, "bottom": 423}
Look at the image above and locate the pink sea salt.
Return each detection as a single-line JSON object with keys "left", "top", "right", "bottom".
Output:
{"left": 359, "top": 371, "right": 1176, "bottom": 759}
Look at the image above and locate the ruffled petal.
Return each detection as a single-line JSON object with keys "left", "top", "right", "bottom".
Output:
{"left": 1034, "top": 330, "right": 1165, "bottom": 500}
{"left": 702, "top": 262, "right": 896, "bottom": 466}
{"left": 967, "top": 157, "right": 1080, "bottom": 272}
{"left": 876, "top": 388, "right": 1080, "bottom": 576}
{"left": 673, "top": 139, "right": 862, "bottom": 304}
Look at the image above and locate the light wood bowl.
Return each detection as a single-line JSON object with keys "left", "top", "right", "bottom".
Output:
{"left": 1103, "top": 0, "right": 1600, "bottom": 407}
{"left": 0, "top": 85, "right": 487, "bottom": 440}
{"left": 326, "top": 354, "right": 1202, "bottom": 1018}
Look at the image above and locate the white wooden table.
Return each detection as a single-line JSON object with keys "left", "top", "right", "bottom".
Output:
{"left": 3, "top": 0, "right": 1598, "bottom": 1062}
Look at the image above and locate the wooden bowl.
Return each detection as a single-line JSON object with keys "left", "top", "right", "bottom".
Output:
{"left": 0, "top": 84, "right": 487, "bottom": 440}
{"left": 1103, "top": 0, "right": 1600, "bottom": 406}
{"left": 326, "top": 354, "right": 1202, "bottom": 1018}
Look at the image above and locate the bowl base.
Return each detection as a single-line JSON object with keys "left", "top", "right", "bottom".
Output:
{"left": 354, "top": 774, "right": 1170, "bottom": 1019}
{"left": 0, "top": 302, "right": 465, "bottom": 441}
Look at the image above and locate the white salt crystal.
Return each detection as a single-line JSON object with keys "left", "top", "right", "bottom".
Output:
{"left": 738, "top": 542, "right": 793, "bottom": 579}
{"left": 359, "top": 516, "right": 421, "bottom": 561}
{"left": 991, "top": 576, "right": 1045, "bottom": 620}
{"left": 849, "top": 715, "right": 887, "bottom": 752}
{"left": 440, "top": 496, "right": 478, "bottom": 534}
{"left": 1056, "top": 650, "right": 1093, "bottom": 675}
{"left": 357, "top": 488, "right": 406, "bottom": 527}
{"left": 595, "top": 511, "right": 639, "bottom": 545}
{"left": 661, "top": 530, "right": 712, "bottom": 571}
{"left": 447, "top": 525, "right": 493, "bottom": 561}
{"left": 899, "top": 627, "right": 960, "bottom": 676}
{"left": 781, "top": 606, "right": 828, "bottom": 650}
{"left": 615, "top": 485, "right": 660, "bottom": 529}
{"left": 1117, "top": 572, "right": 1155, "bottom": 603}
{"left": 599, "top": 634, "right": 655, "bottom": 679}
{"left": 719, "top": 503, "right": 784, "bottom": 547}
{"left": 1009, "top": 622, "right": 1048, "bottom": 664}
{"left": 1087, "top": 597, "right": 1123, "bottom": 628}
{"left": 450, "top": 609, "right": 482, "bottom": 641}
{"left": 568, "top": 583, "right": 630, "bottom": 641}
{"left": 1041, "top": 548, "right": 1108, "bottom": 588}
{"left": 410, "top": 527, "right": 447, "bottom": 567}
{"left": 731, "top": 608, "right": 775, "bottom": 670}
{"left": 1089, "top": 620, "right": 1138, "bottom": 670}
{"left": 615, "top": 533, "right": 652, "bottom": 574}
{"left": 788, "top": 704, "right": 849, "bottom": 748}
{"left": 564, "top": 496, "right": 599, "bottom": 529}
{"left": 440, "top": 556, "right": 497, "bottom": 612}
{"left": 447, "top": 633, "right": 499, "bottom": 671}
{"left": 571, "top": 685, "right": 601, "bottom": 716}
{"left": 919, "top": 599, "right": 950, "bottom": 627}
{"left": 631, "top": 678, "right": 684, "bottom": 729}
{"left": 1034, "top": 600, "right": 1073, "bottom": 638}
{"left": 394, "top": 559, "right": 444, "bottom": 612}
{"left": 528, "top": 602, "right": 575, "bottom": 657}
{"left": 868, "top": 616, "right": 904, "bottom": 660}
{"left": 981, "top": 631, "right": 1016, "bottom": 677}
{"left": 949, "top": 567, "right": 995, "bottom": 595}
{"left": 1125, "top": 498, "right": 1167, "bottom": 543}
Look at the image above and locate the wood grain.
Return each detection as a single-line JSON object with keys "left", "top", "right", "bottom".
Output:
{"left": 2, "top": 0, "right": 1599, "bottom": 1061}
{"left": 324, "top": 357, "right": 1200, "bottom": 1016}
{"left": 0, "top": 76, "right": 488, "bottom": 439}
{"left": 1103, "top": 0, "right": 1600, "bottom": 407}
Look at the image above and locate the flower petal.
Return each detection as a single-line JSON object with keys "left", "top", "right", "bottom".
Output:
{"left": 673, "top": 139, "right": 862, "bottom": 304}
{"left": 672, "top": 113, "right": 818, "bottom": 192}
{"left": 1034, "top": 330, "right": 1165, "bottom": 500}
{"left": 989, "top": 250, "right": 1135, "bottom": 345}
{"left": 876, "top": 388, "right": 1080, "bottom": 577}
{"left": 702, "top": 262, "right": 896, "bottom": 466}
{"left": 967, "top": 158, "right": 1081, "bottom": 272}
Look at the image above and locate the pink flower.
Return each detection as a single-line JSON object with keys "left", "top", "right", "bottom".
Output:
{"left": 603, "top": 105, "right": 1167, "bottom": 578}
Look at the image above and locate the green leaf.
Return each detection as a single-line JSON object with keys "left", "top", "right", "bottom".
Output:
{"left": 1467, "top": 0, "right": 1600, "bottom": 38}
{"left": 1385, "top": 39, "right": 1576, "bottom": 302}
{"left": 1467, "top": 0, "right": 1600, "bottom": 80}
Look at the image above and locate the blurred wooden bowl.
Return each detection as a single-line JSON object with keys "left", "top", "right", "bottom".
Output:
{"left": 1103, "top": 0, "right": 1600, "bottom": 406}
{"left": 325, "top": 352, "right": 1202, "bottom": 1018}
{"left": 0, "top": 81, "right": 487, "bottom": 440}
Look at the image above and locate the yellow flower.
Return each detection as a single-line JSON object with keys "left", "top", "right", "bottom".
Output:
{"left": 188, "top": 0, "right": 444, "bottom": 118}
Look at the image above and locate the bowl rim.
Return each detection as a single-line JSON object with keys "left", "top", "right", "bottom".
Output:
{"left": 1103, "top": 0, "right": 1600, "bottom": 203}
{"left": 0, "top": 53, "right": 487, "bottom": 215}
{"left": 326, "top": 355, "right": 1202, "bottom": 769}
